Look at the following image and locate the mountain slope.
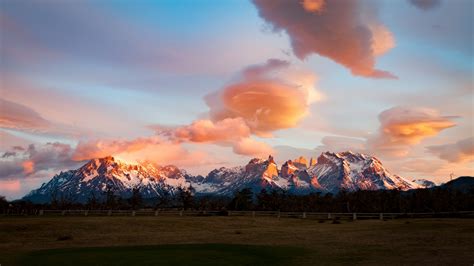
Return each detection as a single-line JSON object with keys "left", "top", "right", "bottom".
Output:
{"left": 440, "top": 176, "right": 474, "bottom": 192}
{"left": 412, "top": 179, "right": 437, "bottom": 188}
{"left": 23, "top": 156, "right": 190, "bottom": 203}
{"left": 23, "top": 152, "right": 422, "bottom": 203}
{"left": 307, "top": 151, "right": 419, "bottom": 193}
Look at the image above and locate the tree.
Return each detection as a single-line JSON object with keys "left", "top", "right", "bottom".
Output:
{"left": 86, "top": 192, "right": 99, "bottom": 210}
{"left": 0, "top": 195, "right": 8, "bottom": 214}
{"left": 105, "top": 186, "right": 118, "bottom": 209}
{"left": 176, "top": 185, "right": 194, "bottom": 210}
{"left": 229, "top": 188, "right": 254, "bottom": 210}
{"left": 128, "top": 187, "right": 143, "bottom": 210}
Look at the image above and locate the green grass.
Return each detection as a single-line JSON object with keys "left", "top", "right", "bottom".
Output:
{"left": 1, "top": 216, "right": 473, "bottom": 265}
{"left": 19, "top": 244, "right": 304, "bottom": 266}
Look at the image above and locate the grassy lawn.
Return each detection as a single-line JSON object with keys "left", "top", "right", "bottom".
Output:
{"left": 18, "top": 244, "right": 304, "bottom": 266}
{"left": 1, "top": 216, "right": 473, "bottom": 265}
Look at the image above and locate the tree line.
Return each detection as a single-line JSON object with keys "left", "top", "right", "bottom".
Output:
{"left": 1, "top": 185, "right": 473, "bottom": 215}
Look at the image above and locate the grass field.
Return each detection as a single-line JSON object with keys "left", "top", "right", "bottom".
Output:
{"left": 1, "top": 216, "right": 473, "bottom": 265}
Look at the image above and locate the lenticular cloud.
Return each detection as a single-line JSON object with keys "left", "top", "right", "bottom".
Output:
{"left": 205, "top": 59, "right": 321, "bottom": 136}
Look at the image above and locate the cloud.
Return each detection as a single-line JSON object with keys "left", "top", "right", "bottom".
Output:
{"left": 368, "top": 106, "right": 456, "bottom": 157}
{"left": 232, "top": 138, "right": 275, "bottom": 157}
{"left": 317, "top": 136, "right": 366, "bottom": 153}
{"left": 409, "top": 0, "right": 441, "bottom": 10}
{"left": 150, "top": 59, "right": 320, "bottom": 158}
{"left": 427, "top": 137, "right": 474, "bottom": 162}
{"left": 206, "top": 59, "right": 321, "bottom": 136}
{"left": 72, "top": 136, "right": 210, "bottom": 167}
{"left": 163, "top": 118, "right": 251, "bottom": 143}
{"left": 301, "top": 0, "right": 326, "bottom": 13}
{"left": 0, "top": 179, "right": 21, "bottom": 193}
{"left": 0, "top": 99, "right": 51, "bottom": 132}
{"left": 72, "top": 137, "right": 161, "bottom": 161}
{"left": 2, "top": 151, "right": 17, "bottom": 158}
{"left": 154, "top": 118, "right": 274, "bottom": 158}
{"left": 0, "top": 142, "right": 79, "bottom": 180}
{"left": 252, "top": 0, "right": 396, "bottom": 78}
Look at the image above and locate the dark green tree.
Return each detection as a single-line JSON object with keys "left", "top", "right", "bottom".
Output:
{"left": 229, "top": 188, "right": 254, "bottom": 210}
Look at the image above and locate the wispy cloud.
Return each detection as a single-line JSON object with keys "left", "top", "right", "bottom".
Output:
{"left": 427, "top": 137, "right": 474, "bottom": 162}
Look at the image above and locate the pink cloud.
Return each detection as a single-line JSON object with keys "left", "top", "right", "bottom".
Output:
{"left": 72, "top": 136, "right": 211, "bottom": 168}
{"left": 0, "top": 179, "right": 21, "bottom": 192}
{"left": 0, "top": 99, "right": 51, "bottom": 132}
{"left": 232, "top": 138, "right": 275, "bottom": 157}
{"left": 252, "top": 0, "right": 396, "bottom": 78}
{"left": 427, "top": 137, "right": 474, "bottom": 163}
{"left": 170, "top": 118, "right": 251, "bottom": 143}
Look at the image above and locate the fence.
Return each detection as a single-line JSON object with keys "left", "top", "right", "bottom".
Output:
{"left": 2, "top": 209, "right": 474, "bottom": 220}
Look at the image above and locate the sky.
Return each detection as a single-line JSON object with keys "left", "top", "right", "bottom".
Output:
{"left": 0, "top": 0, "right": 473, "bottom": 200}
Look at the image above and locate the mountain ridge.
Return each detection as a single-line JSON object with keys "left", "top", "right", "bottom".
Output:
{"left": 24, "top": 151, "right": 425, "bottom": 203}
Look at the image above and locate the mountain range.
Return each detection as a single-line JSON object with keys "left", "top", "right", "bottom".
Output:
{"left": 24, "top": 151, "right": 433, "bottom": 203}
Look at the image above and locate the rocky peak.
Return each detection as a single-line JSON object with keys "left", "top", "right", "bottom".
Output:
{"left": 294, "top": 156, "right": 308, "bottom": 168}
{"left": 267, "top": 155, "right": 276, "bottom": 164}
{"left": 281, "top": 160, "right": 297, "bottom": 178}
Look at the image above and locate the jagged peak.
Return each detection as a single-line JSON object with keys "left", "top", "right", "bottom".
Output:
{"left": 294, "top": 156, "right": 308, "bottom": 167}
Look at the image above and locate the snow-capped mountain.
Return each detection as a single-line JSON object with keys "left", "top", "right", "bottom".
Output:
{"left": 23, "top": 152, "right": 421, "bottom": 203}
{"left": 307, "top": 151, "right": 420, "bottom": 193}
{"left": 412, "top": 179, "right": 437, "bottom": 188}
{"left": 23, "top": 156, "right": 192, "bottom": 203}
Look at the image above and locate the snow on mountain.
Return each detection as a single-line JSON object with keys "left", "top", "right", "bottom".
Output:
{"left": 412, "top": 179, "right": 436, "bottom": 188}
{"left": 307, "top": 151, "right": 420, "bottom": 193}
{"left": 23, "top": 152, "right": 421, "bottom": 203}
{"left": 23, "top": 156, "right": 192, "bottom": 203}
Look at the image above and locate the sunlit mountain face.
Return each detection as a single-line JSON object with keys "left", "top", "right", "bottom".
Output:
{"left": 24, "top": 152, "right": 426, "bottom": 203}
{"left": 1, "top": 0, "right": 473, "bottom": 200}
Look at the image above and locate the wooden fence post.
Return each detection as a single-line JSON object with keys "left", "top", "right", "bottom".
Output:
{"left": 84, "top": 210, "right": 88, "bottom": 216}
{"left": 252, "top": 211, "right": 255, "bottom": 218}
{"left": 302, "top": 212, "right": 306, "bottom": 219}
{"left": 379, "top": 213, "right": 383, "bottom": 220}
{"left": 39, "top": 210, "right": 44, "bottom": 216}
{"left": 228, "top": 211, "right": 232, "bottom": 216}
{"left": 107, "top": 210, "right": 112, "bottom": 216}
{"left": 277, "top": 211, "right": 281, "bottom": 219}
{"left": 61, "top": 210, "right": 66, "bottom": 216}
{"left": 328, "top": 213, "right": 331, "bottom": 219}
{"left": 154, "top": 210, "right": 159, "bottom": 216}
{"left": 179, "top": 210, "right": 183, "bottom": 216}
{"left": 132, "top": 210, "right": 136, "bottom": 216}
{"left": 353, "top": 213, "right": 357, "bottom": 221}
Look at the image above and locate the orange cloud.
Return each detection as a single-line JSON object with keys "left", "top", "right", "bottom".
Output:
{"left": 72, "top": 136, "right": 211, "bottom": 167}
{"left": 368, "top": 106, "right": 456, "bottom": 157}
{"left": 72, "top": 137, "right": 163, "bottom": 161}
{"left": 427, "top": 137, "right": 474, "bottom": 163}
{"left": 232, "top": 138, "right": 275, "bottom": 157}
{"left": 206, "top": 59, "right": 320, "bottom": 136}
{"left": 252, "top": 0, "right": 396, "bottom": 78}
{"left": 22, "top": 160, "right": 34, "bottom": 174}
{"left": 301, "top": 0, "right": 325, "bottom": 13}
{"left": 154, "top": 118, "right": 274, "bottom": 158}
{"left": 150, "top": 59, "right": 320, "bottom": 158}
{"left": 171, "top": 118, "right": 251, "bottom": 142}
